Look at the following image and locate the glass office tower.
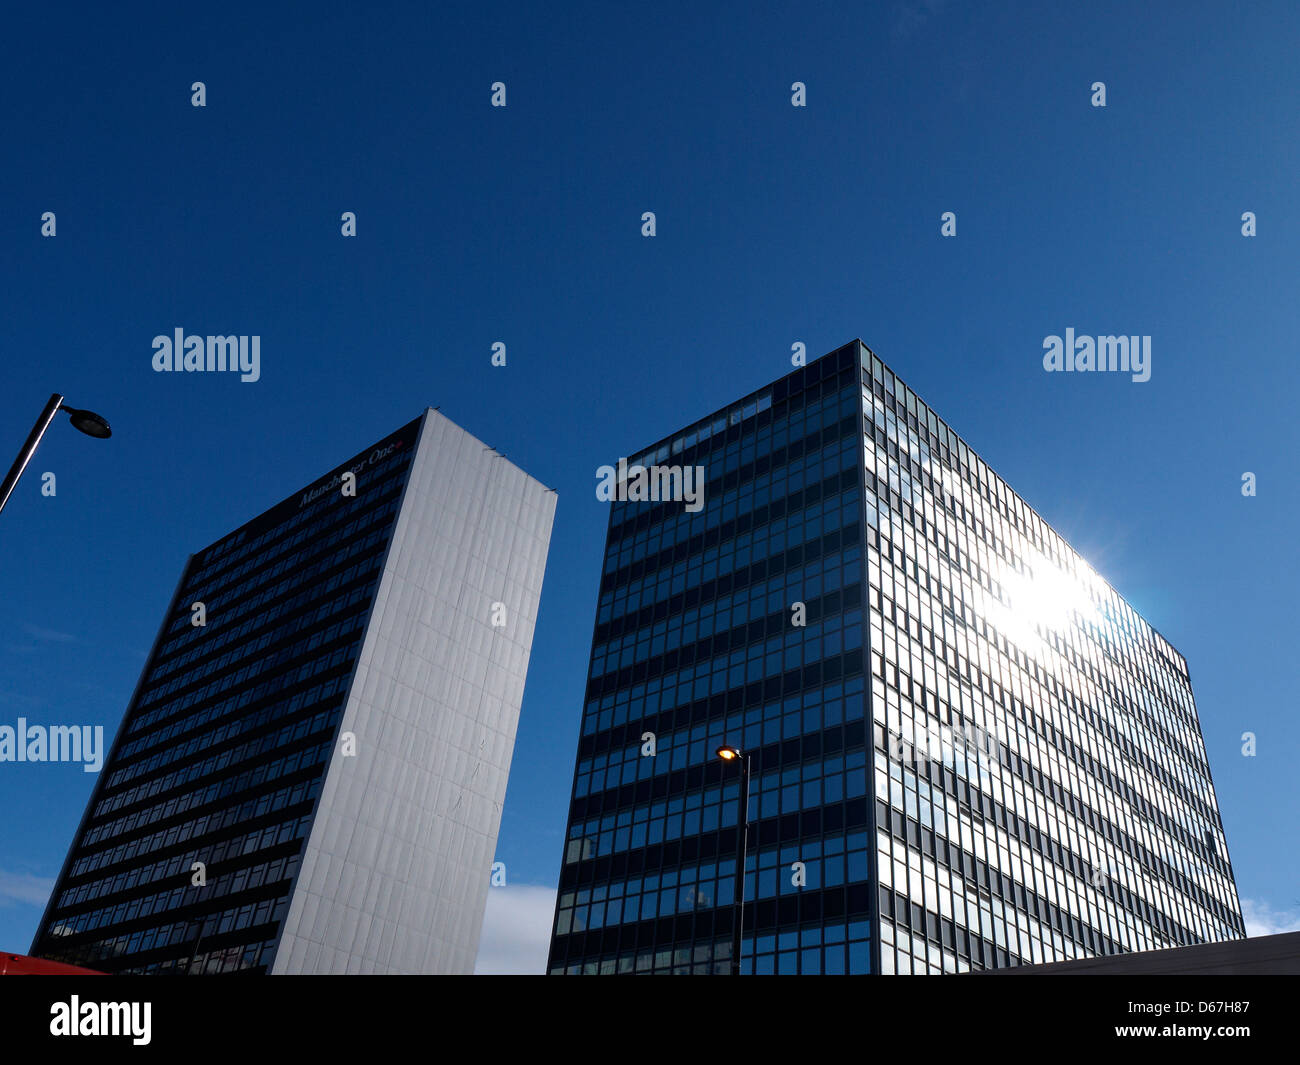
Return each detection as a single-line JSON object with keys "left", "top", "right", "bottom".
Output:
{"left": 547, "top": 340, "right": 1243, "bottom": 975}
{"left": 31, "top": 410, "right": 555, "bottom": 974}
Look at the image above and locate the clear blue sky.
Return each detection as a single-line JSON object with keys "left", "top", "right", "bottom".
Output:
{"left": 2, "top": 1, "right": 1298, "bottom": 962}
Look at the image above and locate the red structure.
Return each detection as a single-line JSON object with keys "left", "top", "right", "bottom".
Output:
{"left": 0, "top": 953, "right": 104, "bottom": 975}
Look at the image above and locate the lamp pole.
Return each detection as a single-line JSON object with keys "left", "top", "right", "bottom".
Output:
{"left": 0, "top": 393, "right": 112, "bottom": 516}
{"left": 717, "top": 745, "right": 751, "bottom": 975}
{"left": 185, "top": 914, "right": 209, "bottom": 975}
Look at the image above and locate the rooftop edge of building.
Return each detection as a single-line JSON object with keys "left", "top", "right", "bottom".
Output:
{"left": 195, "top": 407, "right": 557, "bottom": 565}
{"left": 619, "top": 338, "right": 1191, "bottom": 681}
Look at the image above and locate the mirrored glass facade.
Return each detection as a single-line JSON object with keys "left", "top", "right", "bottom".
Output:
{"left": 550, "top": 343, "right": 874, "bottom": 975}
{"left": 548, "top": 340, "right": 1243, "bottom": 975}
{"left": 859, "top": 343, "right": 1243, "bottom": 974}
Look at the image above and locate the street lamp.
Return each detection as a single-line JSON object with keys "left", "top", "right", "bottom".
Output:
{"left": 185, "top": 915, "right": 208, "bottom": 975}
{"left": 716, "top": 744, "right": 751, "bottom": 975}
{"left": 0, "top": 393, "right": 112, "bottom": 516}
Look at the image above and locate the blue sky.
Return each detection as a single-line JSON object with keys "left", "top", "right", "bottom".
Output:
{"left": 2, "top": 1, "right": 1297, "bottom": 970}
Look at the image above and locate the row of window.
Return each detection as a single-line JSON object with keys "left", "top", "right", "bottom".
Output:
{"left": 97, "top": 702, "right": 339, "bottom": 825}
{"left": 601, "top": 471, "right": 860, "bottom": 632}
{"left": 577, "top": 686, "right": 866, "bottom": 789}
{"left": 180, "top": 443, "right": 412, "bottom": 599}
{"left": 121, "top": 625, "right": 362, "bottom": 772}
{"left": 863, "top": 385, "right": 1197, "bottom": 740}
{"left": 582, "top": 667, "right": 865, "bottom": 755}
{"left": 148, "top": 552, "right": 381, "bottom": 691}
{"left": 103, "top": 648, "right": 354, "bottom": 796}
{"left": 627, "top": 392, "right": 774, "bottom": 472}
{"left": 551, "top": 919, "right": 872, "bottom": 976}
{"left": 62, "top": 781, "right": 319, "bottom": 910}
{"left": 594, "top": 606, "right": 863, "bottom": 688}
{"left": 577, "top": 733, "right": 870, "bottom": 815}
{"left": 162, "top": 484, "right": 399, "bottom": 662}
{"left": 600, "top": 492, "right": 858, "bottom": 635}
{"left": 53, "top": 900, "right": 288, "bottom": 973}
{"left": 123, "top": 615, "right": 365, "bottom": 769}
{"left": 606, "top": 420, "right": 860, "bottom": 578}
{"left": 593, "top": 588, "right": 859, "bottom": 688}
{"left": 869, "top": 548, "right": 1238, "bottom": 931}
{"left": 594, "top": 555, "right": 861, "bottom": 689}
{"left": 612, "top": 386, "right": 850, "bottom": 540}
{"left": 875, "top": 684, "right": 1238, "bottom": 950}
{"left": 867, "top": 488, "right": 1234, "bottom": 907}
{"left": 147, "top": 543, "right": 386, "bottom": 713}
{"left": 140, "top": 540, "right": 382, "bottom": 715}
{"left": 867, "top": 543, "right": 1210, "bottom": 811}
{"left": 876, "top": 676, "right": 1232, "bottom": 948}
{"left": 871, "top": 596, "right": 1219, "bottom": 851}
{"left": 53, "top": 848, "right": 303, "bottom": 938}
{"left": 559, "top": 835, "right": 873, "bottom": 938}
{"left": 568, "top": 735, "right": 871, "bottom": 857}
{"left": 585, "top": 646, "right": 862, "bottom": 742}
{"left": 596, "top": 551, "right": 861, "bottom": 685}
{"left": 69, "top": 741, "right": 328, "bottom": 875}
{"left": 119, "top": 664, "right": 352, "bottom": 792}
{"left": 163, "top": 937, "right": 273, "bottom": 975}
{"left": 89, "top": 713, "right": 333, "bottom": 849}
{"left": 878, "top": 817, "right": 1122, "bottom": 968}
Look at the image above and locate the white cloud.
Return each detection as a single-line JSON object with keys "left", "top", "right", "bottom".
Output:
{"left": 0, "top": 869, "right": 54, "bottom": 908}
{"left": 1240, "top": 898, "right": 1300, "bottom": 938}
{"left": 21, "top": 623, "right": 78, "bottom": 644}
{"left": 474, "top": 883, "right": 556, "bottom": 975}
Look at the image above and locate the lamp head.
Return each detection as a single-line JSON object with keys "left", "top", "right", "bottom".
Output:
{"left": 61, "top": 405, "right": 112, "bottom": 439}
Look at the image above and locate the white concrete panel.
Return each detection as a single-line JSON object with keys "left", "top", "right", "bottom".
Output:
{"left": 272, "top": 410, "right": 555, "bottom": 974}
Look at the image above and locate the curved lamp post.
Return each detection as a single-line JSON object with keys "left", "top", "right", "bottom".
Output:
{"left": 0, "top": 393, "right": 111, "bottom": 516}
